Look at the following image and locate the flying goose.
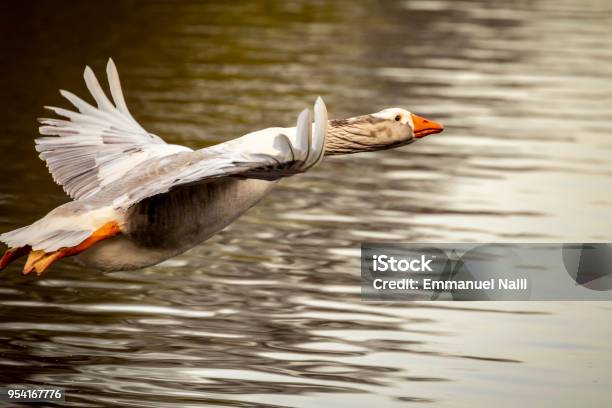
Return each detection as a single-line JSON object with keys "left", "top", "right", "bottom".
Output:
{"left": 0, "top": 59, "right": 444, "bottom": 276}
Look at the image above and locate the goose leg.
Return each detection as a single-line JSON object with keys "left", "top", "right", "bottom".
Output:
{"left": 23, "top": 221, "right": 121, "bottom": 276}
{"left": 0, "top": 246, "right": 31, "bottom": 271}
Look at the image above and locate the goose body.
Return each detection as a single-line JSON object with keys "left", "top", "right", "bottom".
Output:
{"left": 0, "top": 59, "right": 444, "bottom": 275}
{"left": 77, "top": 178, "right": 276, "bottom": 271}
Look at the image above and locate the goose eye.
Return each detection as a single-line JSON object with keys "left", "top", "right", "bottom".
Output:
{"left": 394, "top": 115, "right": 401, "bottom": 122}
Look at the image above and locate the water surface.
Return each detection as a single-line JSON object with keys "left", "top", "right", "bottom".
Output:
{"left": 0, "top": 1, "right": 611, "bottom": 406}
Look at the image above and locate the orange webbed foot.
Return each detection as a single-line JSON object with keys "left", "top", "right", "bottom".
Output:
{"left": 25, "top": 221, "right": 121, "bottom": 276}
{"left": 0, "top": 246, "right": 32, "bottom": 271}
{"left": 23, "top": 250, "right": 47, "bottom": 275}
{"left": 2, "top": 221, "right": 121, "bottom": 276}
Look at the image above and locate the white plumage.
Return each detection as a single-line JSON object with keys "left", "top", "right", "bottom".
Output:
{"left": 1, "top": 59, "right": 328, "bottom": 258}
{"left": 0, "top": 58, "right": 443, "bottom": 274}
{"left": 36, "top": 59, "right": 192, "bottom": 200}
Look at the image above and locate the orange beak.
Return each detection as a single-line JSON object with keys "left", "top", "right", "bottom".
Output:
{"left": 410, "top": 113, "right": 444, "bottom": 138}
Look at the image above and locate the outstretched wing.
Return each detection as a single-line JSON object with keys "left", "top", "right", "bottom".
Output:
{"left": 36, "top": 59, "right": 191, "bottom": 201}
{"left": 111, "top": 97, "right": 328, "bottom": 208}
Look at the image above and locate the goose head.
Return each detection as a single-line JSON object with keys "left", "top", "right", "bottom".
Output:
{"left": 324, "top": 108, "right": 444, "bottom": 155}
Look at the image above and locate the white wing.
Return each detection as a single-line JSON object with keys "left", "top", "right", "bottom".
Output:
{"left": 36, "top": 59, "right": 191, "bottom": 200}
{"left": 112, "top": 98, "right": 328, "bottom": 208}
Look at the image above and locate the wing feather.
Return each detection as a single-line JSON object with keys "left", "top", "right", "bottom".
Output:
{"left": 106, "top": 58, "right": 140, "bottom": 124}
{"left": 112, "top": 99, "right": 328, "bottom": 209}
{"left": 307, "top": 97, "right": 328, "bottom": 168}
{"left": 36, "top": 59, "right": 191, "bottom": 200}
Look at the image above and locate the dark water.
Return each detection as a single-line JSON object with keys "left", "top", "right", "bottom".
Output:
{"left": 1, "top": 1, "right": 611, "bottom": 406}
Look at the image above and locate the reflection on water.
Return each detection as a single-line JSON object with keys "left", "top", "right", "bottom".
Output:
{"left": 0, "top": 0, "right": 611, "bottom": 406}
